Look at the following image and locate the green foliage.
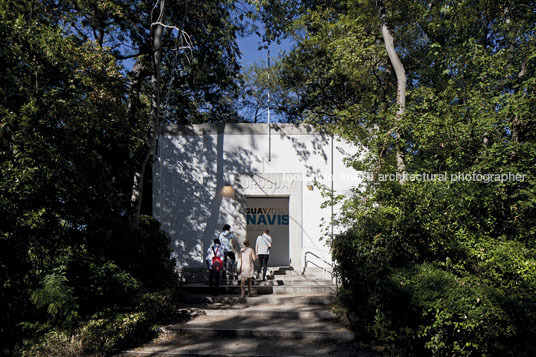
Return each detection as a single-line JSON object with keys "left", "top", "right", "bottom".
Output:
{"left": 0, "top": 3, "right": 190, "bottom": 354}
{"left": 158, "top": 0, "right": 244, "bottom": 124}
{"left": 23, "top": 289, "right": 181, "bottom": 356}
{"left": 120, "top": 216, "right": 177, "bottom": 291}
{"left": 399, "top": 265, "right": 511, "bottom": 356}
{"left": 29, "top": 266, "right": 79, "bottom": 330}
{"left": 334, "top": 198, "right": 536, "bottom": 355}
{"left": 77, "top": 311, "right": 150, "bottom": 355}
{"left": 257, "top": 0, "right": 536, "bottom": 354}
{"left": 1, "top": 0, "right": 246, "bottom": 350}
{"left": 11, "top": 215, "right": 179, "bottom": 355}
{"left": 22, "top": 330, "right": 84, "bottom": 357}
{"left": 332, "top": 177, "right": 536, "bottom": 355}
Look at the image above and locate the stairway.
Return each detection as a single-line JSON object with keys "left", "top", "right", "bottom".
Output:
{"left": 120, "top": 267, "right": 377, "bottom": 356}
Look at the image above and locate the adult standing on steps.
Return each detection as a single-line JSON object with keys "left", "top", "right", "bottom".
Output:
{"left": 255, "top": 228, "right": 272, "bottom": 281}
{"left": 218, "top": 224, "right": 235, "bottom": 282}
{"left": 238, "top": 240, "right": 256, "bottom": 297}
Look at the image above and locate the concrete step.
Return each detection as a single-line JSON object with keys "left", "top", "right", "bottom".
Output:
{"left": 163, "top": 326, "right": 354, "bottom": 341}
{"left": 226, "top": 274, "right": 333, "bottom": 284}
{"left": 120, "top": 335, "right": 378, "bottom": 356}
{"left": 178, "top": 276, "right": 335, "bottom": 285}
{"left": 268, "top": 266, "right": 295, "bottom": 271}
{"left": 274, "top": 270, "right": 334, "bottom": 281}
{"left": 177, "top": 306, "right": 338, "bottom": 320}
{"left": 265, "top": 285, "right": 336, "bottom": 295}
{"left": 270, "top": 278, "right": 334, "bottom": 284}
{"left": 180, "top": 285, "right": 336, "bottom": 296}
{"left": 179, "top": 294, "right": 335, "bottom": 306}
{"left": 179, "top": 284, "right": 266, "bottom": 295}
{"left": 161, "top": 311, "right": 353, "bottom": 341}
{"left": 188, "top": 278, "right": 335, "bottom": 286}
{"left": 182, "top": 277, "right": 334, "bottom": 285}
{"left": 119, "top": 265, "right": 373, "bottom": 356}
{"left": 179, "top": 267, "right": 335, "bottom": 284}
{"left": 181, "top": 282, "right": 336, "bottom": 294}
{"left": 159, "top": 301, "right": 354, "bottom": 341}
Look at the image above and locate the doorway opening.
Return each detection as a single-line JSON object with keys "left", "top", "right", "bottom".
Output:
{"left": 245, "top": 197, "right": 290, "bottom": 266}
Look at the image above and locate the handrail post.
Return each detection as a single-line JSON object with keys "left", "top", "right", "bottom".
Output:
{"left": 303, "top": 251, "right": 334, "bottom": 281}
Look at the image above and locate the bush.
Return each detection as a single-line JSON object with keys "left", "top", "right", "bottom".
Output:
{"left": 22, "top": 330, "right": 83, "bottom": 357}
{"left": 13, "top": 215, "right": 180, "bottom": 356}
{"left": 333, "top": 182, "right": 536, "bottom": 355}
{"left": 399, "top": 264, "right": 510, "bottom": 355}
{"left": 119, "top": 216, "right": 178, "bottom": 291}
{"left": 22, "top": 290, "right": 181, "bottom": 356}
{"left": 77, "top": 311, "right": 150, "bottom": 355}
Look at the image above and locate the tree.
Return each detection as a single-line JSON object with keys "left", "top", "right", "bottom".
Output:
{"left": 0, "top": 0, "right": 245, "bottom": 354}
{"left": 377, "top": 0, "right": 406, "bottom": 175}
{"left": 238, "top": 61, "right": 291, "bottom": 122}
{"left": 255, "top": 0, "right": 536, "bottom": 354}
{"left": 238, "top": 63, "right": 269, "bottom": 122}
{"left": 49, "top": 0, "right": 244, "bottom": 224}
{"left": 0, "top": 1, "right": 140, "bottom": 350}
{"left": 127, "top": 0, "right": 244, "bottom": 223}
{"left": 131, "top": 0, "right": 167, "bottom": 225}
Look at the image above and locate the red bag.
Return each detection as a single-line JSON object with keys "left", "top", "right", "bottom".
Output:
{"left": 212, "top": 247, "right": 223, "bottom": 272}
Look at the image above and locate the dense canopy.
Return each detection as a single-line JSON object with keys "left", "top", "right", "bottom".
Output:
{"left": 255, "top": 0, "right": 536, "bottom": 354}
{"left": 1, "top": 0, "right": 535, "bottom": 355}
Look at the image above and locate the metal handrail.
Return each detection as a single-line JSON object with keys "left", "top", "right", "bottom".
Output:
{"left": 303, "top": 251, "right": 337, "bottom": 286}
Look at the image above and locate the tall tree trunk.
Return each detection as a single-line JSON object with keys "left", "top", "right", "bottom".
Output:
{"left": 503, "top": 6, "right": 526, "bottom": 145}
{"left": 131, "top": 0, "right": 166, "bottom": 226}
{"left": 127, "top": 58, "right": 148, "bottom": 118}
{"left": 377, "top": 0, "right": 406, "bottom": 177}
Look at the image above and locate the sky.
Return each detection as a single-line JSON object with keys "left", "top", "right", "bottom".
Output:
{"left": 236, "top": 31, "right": 294, "bottom": 68}
{"left": 236, "top": 31, "right": 295, "bottom": 123}
{"left": 233, "top": 2, "right": 295, "bottom": 68}
{"left": 120, "top": 16, "right": 295, "bottom": 123}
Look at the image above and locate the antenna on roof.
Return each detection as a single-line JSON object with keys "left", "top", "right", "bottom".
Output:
{"left": 267, "top": 44, "right": 271, "bottom": 162}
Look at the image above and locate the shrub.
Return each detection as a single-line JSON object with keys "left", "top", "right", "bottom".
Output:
{"left": 14, "top": 215, "right": 180, "bottom": 356}
{"left": 22, "top": 330, "right": 83, "bottom": 357}
{"left": 22, "top": 289, "right": 181, "bottom": 357}
{"left": 77, "top": 311, "right": 150, "bottom": 355}
{"left": 399, "top": 264, "right": 510, "bottom": 355}
{"left": 333, "top": 183, "right": 536, "bottom": 355}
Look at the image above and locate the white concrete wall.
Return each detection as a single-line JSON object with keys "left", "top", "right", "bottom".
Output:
{"left": 153, "top": 123, "right": 360, "bottom": 271}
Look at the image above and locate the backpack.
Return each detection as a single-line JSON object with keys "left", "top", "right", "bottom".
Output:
{"left": 212, "top": 246, "right": 223, "bottom": 272}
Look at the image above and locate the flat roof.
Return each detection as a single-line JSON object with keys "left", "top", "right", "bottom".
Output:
{"left": 161, "top": 123, "right": 328, "bottom": 136}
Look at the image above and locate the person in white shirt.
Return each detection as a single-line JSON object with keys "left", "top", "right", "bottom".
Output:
{"left": 255, "top": 229, "right": 272, "bottom": 281}
{"left": 218, "top": 224, "right": 235, "bottom": 281}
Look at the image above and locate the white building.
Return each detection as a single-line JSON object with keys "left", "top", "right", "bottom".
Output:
{"left": 153, "top": 123, "right": 361, "bottom": 273}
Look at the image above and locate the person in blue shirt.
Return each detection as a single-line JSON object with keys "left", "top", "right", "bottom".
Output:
{"left": 218, "top": 224, "right": 235, "bottom": 281}
{"left": 206, "top": 238, "right": 224, "bottom": 294}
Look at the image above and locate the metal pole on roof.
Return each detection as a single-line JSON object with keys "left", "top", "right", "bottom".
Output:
{"left": 267, "top": 45, "right": 271, "bottom": 162}
{"left": 331, "top": 134, "right": 334, "bottom": 242}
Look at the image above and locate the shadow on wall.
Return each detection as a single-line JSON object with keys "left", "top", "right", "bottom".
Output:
{"left": 155, "top": 123, "right": 346, "bottom": 269}
{"left": 156, "top": 124, "right": 262, "bottom": 269}
{"left": 272, "top": 124, "right": 331, "bottom": 181}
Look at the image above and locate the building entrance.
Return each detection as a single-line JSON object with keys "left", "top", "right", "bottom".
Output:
{"left": 245, "top": 197, "right": 290, "bottom": 266}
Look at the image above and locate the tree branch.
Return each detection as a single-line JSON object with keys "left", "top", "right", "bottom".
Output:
{"left": 115, "top": 52, "right": 145, "bottom": 60}
{"left": 377, "top": 0, "right": 407, "bottom": 177}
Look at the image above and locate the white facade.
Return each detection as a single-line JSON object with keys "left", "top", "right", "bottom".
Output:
{"left": 153, "top": 123, "right": 360, "bottom": 271}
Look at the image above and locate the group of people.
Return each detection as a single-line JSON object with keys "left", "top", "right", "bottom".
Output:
{"left": 205, "top": 224, "right": 272, "bottom": 297}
